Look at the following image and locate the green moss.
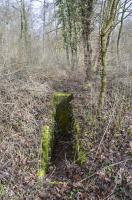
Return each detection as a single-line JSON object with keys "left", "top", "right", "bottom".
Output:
{"left": 38, "top": 92, "right": 88, "bottom": 177}
{"left": 83, "top": 82, "right": 92, "bottom": 90}
{"left": 53, "top": 92, "right": 87, "bottom": 166}
{"left": 38, "top": 126, "right": 54, "bottom": 177}
{"left": 53, "top": 92, "right": 73, "bottom": 98}
{"left": 53, "top": 92, "right": 74, "bottom": 136}
{"left": 74, "top": 123, "right": 87, "bottom": 165}
{"left": 0, "top": 183, "right": 6, "bottom": 198}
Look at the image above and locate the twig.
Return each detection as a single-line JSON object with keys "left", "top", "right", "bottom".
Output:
{"left": 79, "top": 158, "right": 131, "bottom": 183}
{"left": 103, "top": 159, "right": 128, "bottom": 200}
{"left": 89, "top": 96, "right": 119, "bottom": 172}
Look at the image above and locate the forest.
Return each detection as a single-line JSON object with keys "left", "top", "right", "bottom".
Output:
{"left": 0, "top": 0, "right": 132, "bottom": 199}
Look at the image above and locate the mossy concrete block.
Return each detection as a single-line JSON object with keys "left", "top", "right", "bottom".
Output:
{"left": 74, "top": 123, "right": 87, "bottom": 165}
{"left": 38, "top": 125, "right": 54, "bottom": 177}
{"left": 38, "top": 92, "right": 87, "bottom": 177}
{"left": 53, "top": 92, "right": 74, "bottom": 136}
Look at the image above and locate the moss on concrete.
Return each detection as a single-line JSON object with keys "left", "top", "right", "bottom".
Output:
{"left": 53, "top": 92, "right": 74, "bottom": 136}
{"left": 38, "top": 92, "right": 87, "bottom": 177}
{"left": 38, "top": 125, "right": 54, "bottom": 177}
{"left": 74, "top": 123, "right": 87, "bottom": 165}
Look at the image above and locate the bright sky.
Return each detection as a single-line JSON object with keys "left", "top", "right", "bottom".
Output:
{"left": 31, "top": 0, "right": 55, "bottom": 34}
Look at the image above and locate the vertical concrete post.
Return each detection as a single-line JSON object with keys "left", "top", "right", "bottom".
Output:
{"left": 53, "top": 92, "right": 74, "bottom": 136}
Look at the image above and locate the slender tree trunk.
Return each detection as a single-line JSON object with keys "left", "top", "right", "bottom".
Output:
{"left": 20, "top": 8, "right": 23, "bottom": 40}
{"left": 42, "top": 0, "right": 46, "bottom": 52}
{"left": 117, "top": 0, "right": 127, "bottom": 56}
{"left": 98, "top": 33, "right": 108, "bottom": 111}
{"left": 66, "top": 1, "right": 76, "bottom": 69}
{"left": 66, "top": 46, "right": 70, "bottom": 66}
{"left": 22, "top": 0, "right": 28, "bottom": 47}
{"left": 83, "top": 31, "right": 92, "bottom": 81}
{"left": 98, "top": 0, "right": 120, "bottom": 112}
{"left": 53, "top": 0, "right": 58, "bottom": 36}
{"left": 20, "top": 0, "right": 30, "bottom": 64}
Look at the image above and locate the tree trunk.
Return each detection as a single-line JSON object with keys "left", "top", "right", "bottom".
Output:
{"left": 80, "top": 0, "right": 94, "bottom": 82}
{"left": 98, "top": 0, "right": 120, "bottom": 112}
{"left": 42, "top": 0, "right": 46, "bottom": 52}
{"left": 98, "top": 33, "right": 108, "bottom": 111}
{"left": 83, "top": 31, "right": 92, "bottom": 81}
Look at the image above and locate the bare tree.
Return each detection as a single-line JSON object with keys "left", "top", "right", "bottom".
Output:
{"left": 98, "top": 0, "right": 120, "bottom": 112}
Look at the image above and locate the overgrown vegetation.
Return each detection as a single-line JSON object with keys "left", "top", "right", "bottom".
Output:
{"left": 0, "top": 0, "right": 132, "bottom": 199}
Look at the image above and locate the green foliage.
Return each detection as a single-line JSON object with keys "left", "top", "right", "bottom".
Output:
{"left": 57, "top": 0, "right": 95, "bottom": 71}
{"left": 56, "top": 0, "right": 81, "bottom": 65}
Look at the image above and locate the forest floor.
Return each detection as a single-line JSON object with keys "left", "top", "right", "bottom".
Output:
{"left": 0, "top": 67, "right": 131, "bottom": 200}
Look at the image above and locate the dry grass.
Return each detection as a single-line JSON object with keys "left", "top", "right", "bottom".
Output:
{"left": 0, "top": 65, "right": 55, "bottom": 199}
{"left": 0, "top": 61, "right": 131, "bottom": 199}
